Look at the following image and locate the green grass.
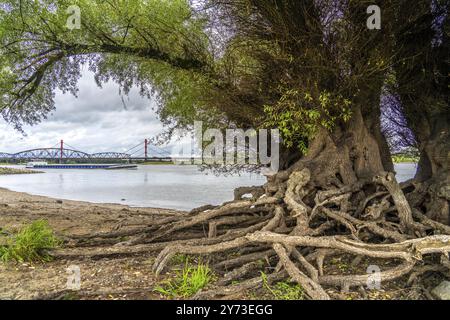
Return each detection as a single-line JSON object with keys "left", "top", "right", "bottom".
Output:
{"left": 140, "top": 161, "right": 174, "bottom": 165}
{"left": 155, "top": 260, "right": 213, "bottom": 298}
{"left": 0, "top": 220, "right": 61, "bottom": 263}
{"left": 261, "top": 272, "right": 304, "bottom": 300}
{"left": 170, "top": 253, "right": 190, "bottom": 265}
{"left": 392, "top": 155, "right": 419, "bottom": 163}
{"left": 62, "top": 292, "right": 80, "bottom": 300}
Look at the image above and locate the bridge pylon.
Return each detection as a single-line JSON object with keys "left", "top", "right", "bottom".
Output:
{"left": 60, "top": 140, "right": 64, "bottom": 163}
{"left": 145, "top": 139, "right": 148, "bottom": 161}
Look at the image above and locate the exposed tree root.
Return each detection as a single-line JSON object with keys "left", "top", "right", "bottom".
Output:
{"left": 273, "top": 243, "right": 330, "bottom": 299}
{"left": 36, "top": 287, "right": 155, "bottom": 300}
{"left": 53, "top": 163, "right": 450, "bottom": 299}
{"left": 193, "top": 271, "right": 287, "bottom": 299}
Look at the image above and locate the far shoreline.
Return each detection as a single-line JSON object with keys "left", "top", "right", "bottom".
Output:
{"left": 0, "top": 167, "right": 43, "bottom": 175}
{"left": 0, "top": 186, "right": 182, "bottom": 214}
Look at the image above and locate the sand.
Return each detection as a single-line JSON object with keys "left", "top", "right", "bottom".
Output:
{"left": 0, "top": 187, "right": 182, "bottom": 300}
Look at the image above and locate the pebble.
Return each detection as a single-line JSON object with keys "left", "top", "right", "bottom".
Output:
{"left": 431, "top": 281, "right": 450, "bottom": 300}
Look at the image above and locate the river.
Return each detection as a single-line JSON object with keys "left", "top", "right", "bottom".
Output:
{"left": 0, "top": 163, "right": 417, "bottom": 211}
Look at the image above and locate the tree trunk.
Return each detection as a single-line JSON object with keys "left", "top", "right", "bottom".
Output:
{"left": 415, "top": 112, "right": 450, "bottom": 182}
{"left": 287, "top": 105, "right": 387, "bottom": 184}
{"left": 412, "top": 112, "right": 450, "bottom": 225}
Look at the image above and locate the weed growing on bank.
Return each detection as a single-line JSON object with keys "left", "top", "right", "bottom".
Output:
{"left": 261, "top": 271, "right": 304, "bottom": 300}
{"left": 155, "top": 260, "right": 213, "bottom": 298}
{"left": 0, "top": 220, "right": 61, "bottom": 263}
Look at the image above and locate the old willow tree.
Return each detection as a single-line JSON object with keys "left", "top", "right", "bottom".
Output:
{"left": 1, "top": 0, "right": 449, "bottom": 299}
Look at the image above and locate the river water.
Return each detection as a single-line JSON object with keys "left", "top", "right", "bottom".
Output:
{"left": 0, "top": 163, "right": 417, "bottom": 211}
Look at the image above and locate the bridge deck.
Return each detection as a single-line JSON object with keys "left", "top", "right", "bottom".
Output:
{"left": 26, "top": 164, "right": 138, "bottom": 169}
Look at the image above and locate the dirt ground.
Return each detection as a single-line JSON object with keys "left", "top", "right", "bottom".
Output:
{"left": 0, "top": 188, "right": 443, "bottom": 300}
{"left": 0, "top": 187, "right": 180, "bottom": 300}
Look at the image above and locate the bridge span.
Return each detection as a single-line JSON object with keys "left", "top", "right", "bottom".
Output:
{"left": 0, "top": 140, "right": 172, "bottom": 163}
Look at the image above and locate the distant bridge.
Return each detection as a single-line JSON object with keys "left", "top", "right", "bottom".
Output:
{"left": 0, "top": 140, "right": 173, "bottom": 163}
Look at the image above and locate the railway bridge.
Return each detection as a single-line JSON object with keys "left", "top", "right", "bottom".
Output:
{"left": 0, "top": 140, "right": 172, "bottom": 163}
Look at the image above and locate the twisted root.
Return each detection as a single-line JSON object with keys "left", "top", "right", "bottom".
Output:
{"left": 53, "top": 165, "right": 450, "bottom": 299}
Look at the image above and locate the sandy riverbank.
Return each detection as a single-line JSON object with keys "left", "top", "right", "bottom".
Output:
{"left": 0, "top": 187, "right": 183, "bottom": 299}
{"left": 0, "top": 167, "right": 42, "bottom": 175}
{"left": 0, "top": 188, "right": 434, "bottom": 300}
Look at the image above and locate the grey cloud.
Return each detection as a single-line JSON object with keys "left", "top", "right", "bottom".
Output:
{"left": 0, "top": 70, "right": 169, "bottom": 155}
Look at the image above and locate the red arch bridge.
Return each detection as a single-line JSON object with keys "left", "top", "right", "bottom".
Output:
{"left": 0, "top": 140, "right": 173, "bottom": 163}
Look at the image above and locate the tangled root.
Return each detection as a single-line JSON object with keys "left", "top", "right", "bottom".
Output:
{"left": 54, "top": 165, "right": 450, "bottom": 300}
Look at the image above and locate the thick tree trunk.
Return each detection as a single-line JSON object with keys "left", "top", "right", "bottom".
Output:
{"left": 360, "top": 91, "right": 395, "bottom": 174}
{"left": 411, "top": 112, "right": 450, "bottom": 225}
{"left": 390, "top": 0, "right": 449, "bottom": 224}
{"left": 290, "top": 106, "right": 386, "bottom": 183}
{"left": 415, "top": 112, "right": 450, "bottom": 182}
{"left": 271, "top": 100, "right": 391, "bottom": 186}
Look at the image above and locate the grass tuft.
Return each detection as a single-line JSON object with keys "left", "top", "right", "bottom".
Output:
{"left": 155, "top": 260, "right": 213, "bottom": 298}
{"left": 170, "top": 253, "right": 190, "bottom": 265}
{"left": 392, "top": 155, "right": 419, "bottom": 163}
{"left": 0, "top": 220, "right": 61, "bottom": 263}
{"left": 261, "top": 272, "right": 304, "bottom": 300}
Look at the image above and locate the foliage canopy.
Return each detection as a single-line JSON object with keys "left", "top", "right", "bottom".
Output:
{"left": 0, "top": 0, "right": 448, "bottom": 155}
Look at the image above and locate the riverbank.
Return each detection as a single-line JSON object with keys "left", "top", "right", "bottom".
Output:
{"left": 0, "top": 167, "right": 42, "bottom": 175}
{"left": 0, "top": 188, "right": 431, "bottom": 300}
{"left": 0, "top": 188, "right": 182, "bottom": 299}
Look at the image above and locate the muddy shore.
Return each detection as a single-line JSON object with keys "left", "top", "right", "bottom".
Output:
{"left": 0, "top": 187, "right": 182, "bottom": 300}
{"left": 0, "top": 188, "right": 437, "bottom": 300}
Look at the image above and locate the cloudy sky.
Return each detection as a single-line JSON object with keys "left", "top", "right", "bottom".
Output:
{"left": 0, "top": 69, "right": 171, "bottom": 156}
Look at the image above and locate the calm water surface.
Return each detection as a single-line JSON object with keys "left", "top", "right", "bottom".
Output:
{"left": 0, "top": 163, "right": 417, "bottom": 211}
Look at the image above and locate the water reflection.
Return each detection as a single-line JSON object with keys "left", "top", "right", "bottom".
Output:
{"left": 0, "top": 165, "right": 265, "bottom": 211}
{"left": 0, "top": 163, "right": 417, "bottom": 211}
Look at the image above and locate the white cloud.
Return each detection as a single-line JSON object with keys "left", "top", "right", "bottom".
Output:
{"left": 0, "top": 70, "right": 168, "bottom": 156}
